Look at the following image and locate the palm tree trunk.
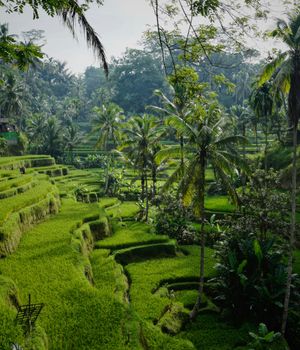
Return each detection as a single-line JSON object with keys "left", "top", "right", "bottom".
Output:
{"left": 264, "top": 127, "right": 268, "bottom": 171}
{"left": 242, "top": 123, "right": 246, "bottom": 195}
{"left": 180, "top": 136, "right": 184, "bottom": 174}
{"left": 104, "top": 155, "right": 111, "bottom": 194}
{"left": 190, "top": 151, "right": 206, "bottom": 320}
{"left": 141, "top": 172, "right": 145, "bottom": 200}
{"left": 281, "top": 122, "right": 297, "bottom": 334}
{"left": 152, "top": 165, "right": 157, "bottom": 200}
{"left": 145, "top": 171, "right": 149, "bottom": 222}
{"left": 255, "top": 124, "right": 258, "bottom": 152}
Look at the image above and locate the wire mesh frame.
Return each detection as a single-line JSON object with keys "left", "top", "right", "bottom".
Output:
{"left": 15, "top": 295, "right": 44, "bottom": 335}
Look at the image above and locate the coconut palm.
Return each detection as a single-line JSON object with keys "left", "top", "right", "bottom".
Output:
{"left": 0, "top": 73, "right": 24, "bottom": 123}
{"left": 91, "top": 103, "right": 125, "bottom": 150}
{"left": 43, "top": 116, "right": 62, "bottom": 157}
{"left": 250, "top": 82, "right": 274, "bottom": 170}
{"left": 26, "top": 113, "right": 46, "bottom": 152}
{"left": 156, "top": 105, "right": 248, "bottom": 320}
{"left": 120, "top": 114, "right": 164, "bottom": 220}
{"left": 91, "top": 103, "right": 125, "bottom": 192}
{"left": 258, "top": 11, "right": 300, "bottom": 334}
{"left": 64, "top": 122, "right": 83, "bottom": 162}
{"left": 148, "top": 66, "right": 204, "bottom": 186}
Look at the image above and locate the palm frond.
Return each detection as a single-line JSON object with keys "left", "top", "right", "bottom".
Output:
{"left": 161, "top": 162, "right": 186, "bottom": 192}
{"left": 146, "top": 105, "right": 174, "bottom": 116}
{"left": 273, "top": 58, "right": 292, "bottom": 94}
{"left": 217, "top": 150, "right": 250, "bottom": 174}
{"left": 214, "top": 135, "right": 248, "bottom": 147}
{"left": 58, "top": 0, "right": 108, "bottom": 76}
{"left": 180, "top": 159, "right": 199, "bottom": 208}
{"left": 213, "top": 164, "right": 240, "bottom": 207}
{"left": 167, "top": 115, "right": 197, "bottom": 138}
{"left": 155, "top": 145, "right": 182, "bottom": 163}
{"left": 258, "top": 52, "right": 288, "bottom": 87}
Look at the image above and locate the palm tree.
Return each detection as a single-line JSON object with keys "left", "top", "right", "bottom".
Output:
{"left": 43, "top": 116, "right": 62, "bottom": 157}
{"left": 120, "top": 114, "right": 164, "bottom": 221}
{"left": 26, "top": 113, "right": 46, "bottom": 152}
{"left": 148, "top": 66, "right": 204, "bottom": 188}
{"left": 250, "top": 82, "right": 274, "bottom": 170}
{"left": 64, "top": 122, "right": 83, "bottom": 162}
{"left": 0, "top": 73, "right": 24, "bottom": 124}
{"left": 230, "top": 104, "right": 251, "bottom": 193}
{"left": 156, "top": 106, "right": 247, "bottom": 320}
{"left": 91, "top": 103, "right": 125, "bottom": 193}
{"left": 258, "top": 11, "right": 300, "bottom": 334}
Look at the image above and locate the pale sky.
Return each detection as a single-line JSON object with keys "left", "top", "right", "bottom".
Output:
{"left": 1, "top": 0, "right": 156, "bottom": 73}
{"left": 0, "top": 0, "right": 292, "bottom": 74}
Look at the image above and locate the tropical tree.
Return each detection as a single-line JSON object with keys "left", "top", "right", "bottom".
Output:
{"left": 120, "top": 114, "right": 164, "bottom": 220}
{"left": 250, "top": 82, "right": 274, "bottom": 170}
{"left": 230, "top": 104, "right": 251, "bottom": 193}
{"left": 149, "top": 66, "right": 204, "bottom": 190}
{"left": 42, "top": 116, "right": 62, "bottom": 157}
{"left": 26, "top": 113, "right": 46, "bottom": 152}
{"left": 156, "top": 102, "right": 247, "bottom": 319}
{"left": 258, "top": 10, "right": 300, "bottom": 334}
{"left": 0, "top": 72, "right": 24, "bottom": 124}
{"left": 64, "top": 122, "right": 83, "bottom": 162}
{"left": 91, "top": 103, "right": 125, "bottom": 192}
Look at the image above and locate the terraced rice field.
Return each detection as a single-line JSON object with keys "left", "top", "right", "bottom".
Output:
{"left": 0, "top": 155, "right": 295, "bottom": 350}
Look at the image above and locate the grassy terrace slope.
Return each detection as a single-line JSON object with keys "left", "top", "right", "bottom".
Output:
{"left": 0, "top": 199, "right": 135, "bottom": 350}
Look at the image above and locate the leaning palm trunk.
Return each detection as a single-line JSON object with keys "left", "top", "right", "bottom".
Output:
{"left": 190, "top": 151, "right": 206, "bottom": 320}
{"left": 281, "top": 122, "right": 297, "bottom": 334}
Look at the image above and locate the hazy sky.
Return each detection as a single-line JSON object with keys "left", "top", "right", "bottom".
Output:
{"left": 1, "top": 0, "right": 155, "bottom": 73}
{"left": 0, "top": 0, "right": 291, "bottom": 74}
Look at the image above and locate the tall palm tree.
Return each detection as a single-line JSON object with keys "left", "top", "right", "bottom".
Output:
{"left": 250, "top": 82, "right": 274, "bottom": 170}
{"left": 26, "top": 113, "right": 46, "bottom": 152}
{"left": 156, "top": 107, "right": 247, "bottom": 320}
{"left": 91, "top": 103, "right": 125, "bottom": 193}
{"left": 149, "top": 66, "right": 204, "bottom": 188}
{"left": 0, "top": 73, "right": 24, "bottom": 123}
{"left": 230, "top": 104, "right": 251, "bottom": 193}
{"left": 91, "top": 103, "right": 125, "bottom": 150}
{"left": 64, "top": 122, "right": 83, "bottom": 162}
{"left": 43, "top": 116, "right": 62, "bottom": 157}
{"left": 120, "top": 114, "right": 164, "bottom": 221}
{"left": 258, "top": 11, "right": 300, "bottom": 334}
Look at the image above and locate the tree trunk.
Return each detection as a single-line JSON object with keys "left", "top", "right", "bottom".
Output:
{"left": 152, "top": 165, "right": 157, "bottom": 200}
{"left": 141, "top": 172, "right": 145, "bottom": 201}
{"left": 281, "top": 122, "right": 297, "bottom": 334}
{"left": 180, "top": 136, "right": 184, "bottom": 174}
{"left": 242, "top": 123, "right": 246, "bottom": 195}
{"left": 104, "top": 155, "right": 111, "bottom": 194}
{"left": 255, "top": 124, "right": 258, "bottom": 152}
{"left": 190, "top": 151, "right": 206, "bottom": 320}
{"left": 264, "top": 127, "right": 268, "bottom": 171}
{"left": 145, "top": 171, "right": 149, "bottom": 222}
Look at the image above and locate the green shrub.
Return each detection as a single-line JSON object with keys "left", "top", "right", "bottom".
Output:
{"left": 155, "top": 197, "right": 196, "bottom": 245}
